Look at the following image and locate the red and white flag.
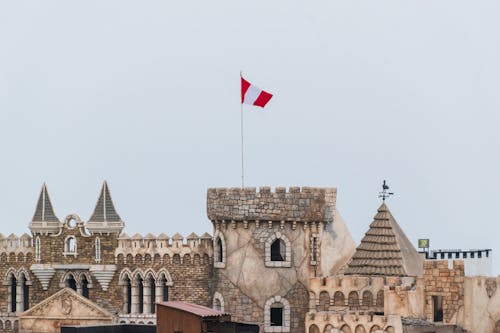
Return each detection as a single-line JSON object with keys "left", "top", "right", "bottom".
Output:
{"left": 241, "top": 76, "right": 273, "bottom": 108}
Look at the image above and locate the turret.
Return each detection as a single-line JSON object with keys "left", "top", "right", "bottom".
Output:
{"left": 29, "top": 183, "right": 61, "bottom": 235}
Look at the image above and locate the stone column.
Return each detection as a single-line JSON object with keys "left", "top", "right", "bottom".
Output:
{"left": 16, "top": 283, "right": 23, "bottom": 313}
{"left": 155, "top": 284, "right": 163, "bottom": 304}
{"left": 123, "top": 285, "right": 129, "bottom": 313}
{"left": 76, "top": 284, "right": 82, "bottom": 295}
{"left": 131, "top": 282, "right": 139, "bottom": 314}
{"left": 143, "top": 281, "right": 151, "bottom": 314}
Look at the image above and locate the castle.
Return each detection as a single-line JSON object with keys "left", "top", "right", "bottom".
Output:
{"left": 0, "top": 183, "right": 499, "bottom": 333}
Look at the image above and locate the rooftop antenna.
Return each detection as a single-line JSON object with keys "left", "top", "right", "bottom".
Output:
{"left": 378, "top": 180, "right": 394, "bottom": 201}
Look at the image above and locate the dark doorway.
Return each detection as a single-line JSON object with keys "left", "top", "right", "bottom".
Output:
{"left": 433, "top": 296, "right": 443, "bottom": 322}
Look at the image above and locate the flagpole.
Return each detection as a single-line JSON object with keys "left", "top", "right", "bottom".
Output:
{"left": 240, "top": 71, "right": 245, "bottom": 189}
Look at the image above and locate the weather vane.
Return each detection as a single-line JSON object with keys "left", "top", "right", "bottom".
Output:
{"left": 378, "top": 180, "right": 394, "bottom": 201}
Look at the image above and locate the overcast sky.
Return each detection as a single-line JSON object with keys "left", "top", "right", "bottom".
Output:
{"left": 1, "top": 1, "right": 499, "bottom": 274}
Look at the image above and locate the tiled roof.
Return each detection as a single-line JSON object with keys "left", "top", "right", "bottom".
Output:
{"left": 32, "top": 183, "right": 60, "bottom": 222}
{"left": 344, "top": 203, "right": 423, "bottom": 277}
{"left": 157, "top": 301, "right": 227, "bottom": 318}
{"left": 89, "top": 181, "right": 122, "bottom": 222}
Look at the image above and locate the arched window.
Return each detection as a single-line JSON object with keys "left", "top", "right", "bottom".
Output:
{"left": 214, "top": 231, "right": 226, "bottom": 268}
{"left": 123, "top": 276, "right": 132, "bottom": 314}
{"left": 81, "top": 275, "right": 89, "bottom": 298}
{"left": 95, "top": 238, "right": 101, "bottom": 263}
{"left": 213, "top": 292, "right": 224, "bottom": 312}
{"left": 309, "top": 324, "right": 320, "bottom": 333}
{"left": 318, "top": 291, "right": 330, "bottom": 311}
{"left": 348, "top": 291, "right": 359, "bottom": 309}
{"left": 264, "top": 296, "right": 290, "bottom": 332}
{"left": 271, "top": 239, "right": 285, "bottom": 261}
{"left": 355, "top": 325, "right": 366, "bottom": 333}
{"left": 137, "top": 276, "right": 144, "bottom": 314}
{"left": 333, "top": 291, "right": 345, "bottom": 306}
{"left": 66, "top": 274, "right": 77, "bottom": 291}
{"left": 147, "top": 275, "right": 156, "bottom": 314}
{"left": 362, "top": 290, "right": 373, "bottom": 307}
{"left": 265, "top": 232, "right": 291, "bottom": 268}
{"left": 35, "top": 237, "right": 41, "bottom": 262}
{"left": 64, "top": 236, "right": 77, "bottom": 255}
{"left": 217, "top": 238, "right": 223, "bottom": 262}
{"left": 9, "top": 274, "right": 17, "bottom": 313}
{"left": 270, "top": 302, "right": 283, "bottom": 326}
{"left": 20, "top": 273, "right": 29, "bottom": 311}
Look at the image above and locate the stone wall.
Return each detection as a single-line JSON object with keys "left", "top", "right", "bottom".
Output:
{"left": 207, "top": 187, "right": 337, "bottom": 222}
{"left": 460, "top": 276, "right": 500, "bottom": 332}
{"left": 423, "top": 260, "right": 464, "bottom": 324}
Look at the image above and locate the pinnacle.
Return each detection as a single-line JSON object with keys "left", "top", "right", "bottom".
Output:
{"left": 32, "top": 183, "right": 60, "bottom": 223}
{"left": 89, "top": 181, "right": 122, "bottom": 222}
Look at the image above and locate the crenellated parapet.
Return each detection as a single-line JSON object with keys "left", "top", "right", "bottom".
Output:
{"left": 0, "top": 233, "right": 33, "bottom": 260}
{"left": 207, "top": 187, "right": 337, "bottom": 223}
{"left": 115, "top": 232, "right": 213, "bottom": 264}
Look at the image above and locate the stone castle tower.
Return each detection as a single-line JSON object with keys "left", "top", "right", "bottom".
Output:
{"left": 207, "top": 187, "right": 356, "bottom": 333}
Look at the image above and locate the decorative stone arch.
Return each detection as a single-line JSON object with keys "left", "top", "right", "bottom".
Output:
{"left": 264, "top": 295, "right": 290, "bottom": 332}
{"left": 17, "top": 252, "right": 25, "bottom": 262}
{"left": 213, "top": 230, "right": 226, "bottom": 268}
{"left": 59, "top": 271, "right": 79, "bottom": 290}
{"left": 77, "top": 271, "right": 93, "bottom": 286}
{"left": 182, "top": 253, "right": 192, "bottom": 265}
{"left": 318, "top": 291, "right": 330, "bottom": 311}
{"left": 17, "top": 268, "right": 32, "bottom": 284}
{"left": 132, "top": 269, "right": 145, "bottom": 283}
{"left": 193, "top": 253, "right": 201, "bottom": 265}
{"left": 333, "top": 291, "right": 345, "bottom": 306}
{"left": 265, "top": 232, "right": 292, "bottom": 268}
{"left": 213, "top": 291, "right": 224, "bottom": 312}
{"left": 118, "top": 268, "right": 133, "bottom": 284}
{"left": 143, "top": 269, "right": 156, "bottom": 281}
{"left": 309, "top": 324, "right": 320, "bottom": 333}
{"left": 0, "top": 319, "right": 3, "bottom": 330}
{"left": 323, "top": 324, "right": 334, "bottom": 333}
{"left": 355, "top": 325, "right": 366, "bottom": 333}
{"left": 340, "top": 324, "right": 351, "bottom": 333}
{"left": 370, "top": 325, "right": 381, "bottom": 333}
{"left": 348, "top": 291, "right": 360, "bottom": 309}
{"left": 3, "top": 267, "right": 17, "bottom": 283}
{"left": 384, "top": 326, "right": 395, "bottom": 333}
{"left": 362, "top": 290, "right": 373, "bottom": 307}
{"left": 156, "top": 268, "right": 174, "bottom": 286}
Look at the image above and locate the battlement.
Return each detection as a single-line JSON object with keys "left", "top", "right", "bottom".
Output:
{"left": 115, "top": 232, "right": 213, "bottom": 259}
{"left": 0, "top": 233, "right": 33, "bottom": 252}
{"left": 207, "top": 186, "right": 337, "bottom": 222}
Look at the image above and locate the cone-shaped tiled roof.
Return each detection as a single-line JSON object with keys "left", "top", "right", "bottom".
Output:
{"left": 344, "top": 203, "right": 423, "bottom": 277}
{"left": 32, "top": 183, "right": 60, "bottom": 222}
{"left": 89, "top": 181, "right": 122, "bottom": 222}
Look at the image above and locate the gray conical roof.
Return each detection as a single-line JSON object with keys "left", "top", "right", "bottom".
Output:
{"left": 32, "top": 183, "right": 60, "bottom": 222}
{"left": 344, "top": 203, "right": 423, "bottom": 277}
{"left": 89, "top": 181, "right": 122, "bottom": 222}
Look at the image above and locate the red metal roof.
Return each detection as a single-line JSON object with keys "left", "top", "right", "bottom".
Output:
{"left": 157, "top": 301, "right": 228, "bottom": 318}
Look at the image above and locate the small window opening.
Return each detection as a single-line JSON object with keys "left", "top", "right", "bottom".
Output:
{"left": 471, "top": 252, "right": 475, "bottom": 258}
{"left": 10, "top": 275, "right": 17, "bottom": 312}
{"left": 433, "top": 296, "right": 443, "bottom": 322}
{"left": 216, "top": 238, "right": 223, "bottom": 263}
{"left": 478, "top": 251, "right": 482, "bottom": 258}
{"left": 270, "top": 303, "right": 283, "bottom": 326}
{"left": 149, "top": 276, "right": 156, "bottom": 314}
{"left": 463, "top": 252, "right": 468, "bottom": 259}
{"left": 271, "top": 239, "right": 285, "bottom": 261}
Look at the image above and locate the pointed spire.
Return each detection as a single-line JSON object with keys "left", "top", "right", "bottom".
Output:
{"left": 86, "top": 181, "right": 125, "bottom": 234}
{"left": 344, "top": 203, "right": 423, "bottom": 277}
{"left": 89, "top": 181, "right": 122, "bottom": 222}
{"left": 32, "top": 183, "right": 60, "bottom": 223}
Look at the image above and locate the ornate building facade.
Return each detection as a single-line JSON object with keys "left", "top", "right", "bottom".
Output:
{"left": 0, "top": 184, "right": 499, "bottom": 333}
{"left": 0, "top": 182, "right": 212, "bottom": 332}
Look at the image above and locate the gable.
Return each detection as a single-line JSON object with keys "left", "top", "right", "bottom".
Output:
{"left": 20, "top": 288, "right": 114, "bottom": 320}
